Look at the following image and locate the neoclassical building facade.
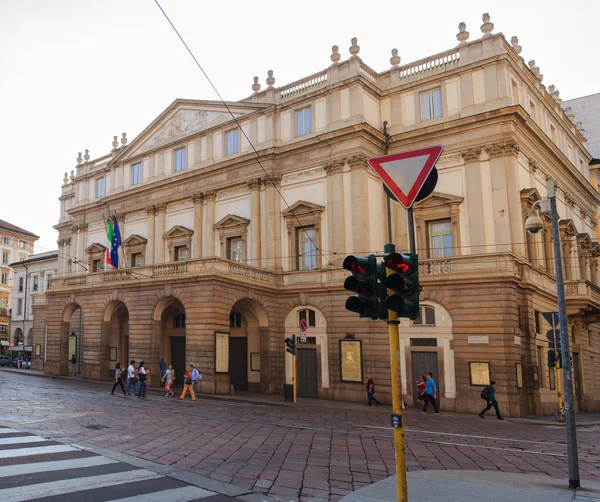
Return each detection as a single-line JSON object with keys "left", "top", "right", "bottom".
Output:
{"left": 37, "top": 22, "right": 600, "bottom": 416}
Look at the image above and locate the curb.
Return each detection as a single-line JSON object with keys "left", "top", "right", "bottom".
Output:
{"left": 511, "top": 418, "right": 600, "bottom": 427}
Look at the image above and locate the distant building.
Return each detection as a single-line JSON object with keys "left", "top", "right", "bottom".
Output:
{"left": 9, "top": 251, "right": 58, "bottom": 361}
{"left": 0, "top": 220, "right": 38, "bottom": 354}
{"left": 563, "top": 93, "right": 600, "bottom": 158}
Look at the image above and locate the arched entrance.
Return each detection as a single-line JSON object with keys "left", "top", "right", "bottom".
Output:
{"left": 13, "top": 328, "right": 23, "bottom": 345}
{"left": 153, "top": 297, "right": 186, "bottom": 385}
{"left": 101, "top": 301, "right": 129, "bottom": 380}
{"left": 62, "top": 303, "right": 84, "bottom": 376}
{"left": 284, "top": 306, "right": 328, "bottom": 399}
{"left": 229, "top": 299, "right": 268, "bottom": 393}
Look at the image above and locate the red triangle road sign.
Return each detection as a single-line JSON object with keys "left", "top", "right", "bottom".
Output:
{"left": 368, "top": 145, "right": 444, "bottom": 209}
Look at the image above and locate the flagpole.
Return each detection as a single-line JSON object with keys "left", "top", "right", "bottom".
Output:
{"left": 115, "top": 214, "right": 128, "bottom": 269}
{"left": 102, "top": 212, "right": 112, "bottom": 270}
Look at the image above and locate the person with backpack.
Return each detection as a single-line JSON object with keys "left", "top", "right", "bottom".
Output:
{"left": 421, "top": 372, "right": 440, "bottom": 414}
{"left": 478, "top": 381, "right": 504, "bottom": 420}
{"left": 111, "top": 362, "right": 126, "bottom": 395}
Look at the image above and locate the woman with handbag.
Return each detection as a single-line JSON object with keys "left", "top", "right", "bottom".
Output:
{"left": 111, "top": 363, "right": 126, "bottom": 395}
{"left": 179, "top": 365, "right": 196, "bottom": 401}
{"left": 136, "top": 361, "right": 150, "bottom": 399}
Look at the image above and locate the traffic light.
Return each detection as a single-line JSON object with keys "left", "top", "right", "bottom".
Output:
{"left": 285, "top": 335, "right": 296, "bottom": 355}
{"left": 384, "top": 252, "right": 420, "bottom": 319}
{"left": 548, "top": 349, "right": 557, "bottom": 368}
{"left": 343, "top": 255, "right": 380, "bottom": 319}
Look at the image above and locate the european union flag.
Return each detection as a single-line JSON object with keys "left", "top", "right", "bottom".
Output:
{"left": 110, "top": 218, "right": 122, "bottom": 269}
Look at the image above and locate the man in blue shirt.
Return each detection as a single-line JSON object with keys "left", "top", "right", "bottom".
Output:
{"left": 421, "top": 372, "right": 440, "bottom": 414}
{"left": 159, "top": 358, "right": 167, "bottom": 383}
{"left": 191, "top": 365, "right": 201, "bottom": 399}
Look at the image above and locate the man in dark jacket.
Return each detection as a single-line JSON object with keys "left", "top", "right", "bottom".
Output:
{"left": 366, "top": 375, "right": 380, "bottom": 406}
{"left": 478, "top": 381, "right": 504, "bottom": 420}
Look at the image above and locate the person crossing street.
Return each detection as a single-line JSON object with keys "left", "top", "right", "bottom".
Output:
{"left": 478, "top": 381, "right": 504, "bottom": 420}
{"left": 421, "top": 372, "right": 440, "bottom": 414}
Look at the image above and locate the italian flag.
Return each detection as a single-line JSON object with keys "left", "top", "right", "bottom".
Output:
{"left": 106, "top": 219, "right": 115, "bottom": 269}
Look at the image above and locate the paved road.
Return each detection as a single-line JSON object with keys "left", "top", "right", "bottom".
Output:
{"left": 1, "top": 370, "right": 599, "bottom": 501}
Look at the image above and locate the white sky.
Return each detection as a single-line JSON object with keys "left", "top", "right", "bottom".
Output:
{"left": 1, "top": 0, "right": 597, "bottom": 252}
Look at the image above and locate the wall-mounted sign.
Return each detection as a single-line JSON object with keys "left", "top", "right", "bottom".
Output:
{"left": 215, "top": 332, "right": 229, "bottom": 374}
{"left": 340, "top": 339, "right": 362, "bottom": 383}
{"left": 468, "top": 336, "right": 489, "bottom": 344}
{"left": 469, "top": 362, "right": 490, "bottom": 386}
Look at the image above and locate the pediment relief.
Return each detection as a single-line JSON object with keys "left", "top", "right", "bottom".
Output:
{"left": 520, "top": 187, "right": 542, "bottom": 204}
{"left": 122, "top": 234, "right": 148, "bottom": 246}
{"left": 592, "top": 242, "right": 600, "bottom": 257}
{"left": 215, "top": 214, "right": 250, "bottom": 229}
{"left": 576, "top": 233, "right": 593, "bottom": 248}
{"left": 85, "top": 243, "right": 107, "bottom": 254}
{"left": 559, "top": 219, "right": 578, "bottom": 236}
{"left": 281, "top": 200, "right": 325, "bottom": 217}
{"left": 164, "top": 225, "right": 194, "bottom": 239}
{"left": 413, "top": 191, "right": 463, "bottom": 210}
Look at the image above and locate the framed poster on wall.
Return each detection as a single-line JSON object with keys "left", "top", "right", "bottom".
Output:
{"left": 215, "top": 332, "right": 230, "bottom": 373}
{"left": 516, "top": 362, "right": 523, "bottom": 388}
{"left": 35, "top": 344, "right": 41, "bottom": 357}
{"left": 469, "top": 362, "right": 490, "bottom": 386}
{"left": 251, "top": 353, "right": 260, "bottom": 371}
{"left": 110, "top": 347, "right": 117, "bottom": 361}
{"left": 340, "top": 339, "right": 362, "bottom": 383}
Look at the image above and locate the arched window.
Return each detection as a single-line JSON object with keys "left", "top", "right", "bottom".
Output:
{"left": 230, "top": 311, "right": 243, "bottom": 328}
{"left": 298, "top": 309, "right": 316, "bottom": 327}
{"left": 413, "top": 306, "right": 436, "bottom": 326}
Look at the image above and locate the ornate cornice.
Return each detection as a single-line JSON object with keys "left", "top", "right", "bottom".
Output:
{"left": 461, "top": 147, "right": 482, "bottom": 163}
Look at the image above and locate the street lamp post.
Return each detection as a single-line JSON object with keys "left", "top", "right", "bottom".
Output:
{"left": 526, "top": 179, "right": 580, "bottom": 489}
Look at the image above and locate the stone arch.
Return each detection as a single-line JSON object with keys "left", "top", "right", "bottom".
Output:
{"left": 61, "top": 302, "right": 84, "bottom": 377}
{"left": 152, "top": 295, "right": 187, "bottom": 322}
{"left": 26, "top": 328, "right": 33, "bottom": 346}
{"left": 152, "top": 296, "right": 187, "bottom": 385}
{"left": 13, "top": 327, "right": 23, "bottom": 345}
{"left": 101, "top": 300, "right": 130, "bottom": 378}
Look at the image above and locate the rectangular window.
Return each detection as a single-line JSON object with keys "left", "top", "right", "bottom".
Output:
{"left": 132, "top": 163, "right": 142, "bottom": 184}
{"left": 18, "top": 277, "right": 23, "bottom": 292}
{"left": 534, "top": 310, "right": 541, "bottom": 334}
{"left": 225, "top": 129, "right": 239, "bottom": 155}
{"left": 17, "top": 299, "right": 23, "bottom": 316}
{"left": 174, "top": 246, "right": 188, "bottom": 261}
{"left": 175, "top": 147, "right": 186, "bottom": 172}
{"left": 296, "top": 107, "right": 312, "bottom": 136}
{"left": 1, "top": 272, "right": 7, "bottom": 285}
{"left": 91, "top": 260, "right": 102, "bottom": 272}
{"left": 537, "top": 346, "right": 545, "bottom": 387}
{"left": 2, "top": 251, "right": 8, "bottom": 264}
{"left": 299, "top": 309, "right": 316, "bottom": 327}
{"left": 229, "top": 312, "right": 242, "bottom": 328}
{"left": 529, "top": 100, "right": 536, "bottom": 121}
{"left": 21, "top": 241, "right": 27, "bottom": 249}
{"left": 46, "top": 274, "right": 52, "bottom": 288}
{"left": 550, "top": 124, "right": 556, "bottom": 143}
{"left": 173, "top": 314, "right": 186, "bottom": 328}
{"left": 226, "top": 237, "right": 243, "bottom": 262}
{"left": 511, "top": 79, "right": 519, "bottom": 105}
{"left": 0, "top": 325, "right": 7, "bottom": 335}
{"left": 297, "top": 226, "right": 317, "bottom": 271}
{"left": 2, "top": 237, "right": 8, "bottom": 245}
{"left": 421, "top": 88, "right": 442, "bottom": 121}
{"left": 428, "top": 220, "right": 453, "bottom": 258}
{"left": 33, "top": 276, "right": 38, "bottom": 291}
{"left": 131, "top": 253, "right": 143, "bottom": 267}
{"left": 96, "top": 178, "right": 105, "bottom": 198}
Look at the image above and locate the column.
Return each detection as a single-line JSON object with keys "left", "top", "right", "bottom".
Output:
{"left": 205, "top": 191, "right": 216, "bottom": 257}
{"left": 461, "top": 147, "right": 485, "bottom": 254}
{"left": 64, "top": 237, "right": 72, "bottom": 274}
{"left": 57, "top": 239, "right": 64, "bottom": 275}
{"left": 265, "top": 178, "right": 276, "bottom": 270}
{"left": 192, "top": 193, "right": 204, "bottom": 259}
{"left": 145, "top": 206, "right": 155, "bottom": 265}
{"left": 349, "top": 158, "right": 370, "bottom": 254}
{"left": 156, "top": 204, "right": 166, "bottom": 263}
{"left": 325, "top": 160, "right": 345, "bottom": 267}
{"left": 273, "top": 176, "right": 282, "bottom": 269}
{"left": 248, "top": 180, "right": 261, "bottom": 265}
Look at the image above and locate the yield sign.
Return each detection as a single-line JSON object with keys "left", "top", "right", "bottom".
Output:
{"left": 368, "top": 145, "right": 444, "bottom": 209}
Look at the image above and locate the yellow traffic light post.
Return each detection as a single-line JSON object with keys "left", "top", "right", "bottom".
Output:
{"left": 285, "top": 335, "right": 297, "bottom": 403}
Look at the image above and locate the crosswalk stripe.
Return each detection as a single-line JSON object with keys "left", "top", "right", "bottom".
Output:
{"left": 1, "top": 468, "right": 163, "bottom": 502}
{"left": 0, "top": 428, "right": 22, "bottom": 435}
{"left": 0, "top": 445, "right": 76, "bottom": 459}
{"left": 0, "top": 435, "right": 48, "bottom": 445}
{"left": 0, "top": 455, "right": 118, "bottom": 478}
{"left": 106, "top": 485, "right": 217, "bottom": 502}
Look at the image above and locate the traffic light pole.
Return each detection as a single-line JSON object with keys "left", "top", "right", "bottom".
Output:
{"left": 384, "top": 242, "right": 408, "bottom": 502}
{"left": 551, "top": 315, "right": 563, "bottom": 410}
{"left": 548, "top": 180, "right": 580, "bottom": 488}
{"left": 407, "top": 208, "right": 416, "bottom": 254}
{"left": 293, "top": 354, "right": 297, "bottom": 404}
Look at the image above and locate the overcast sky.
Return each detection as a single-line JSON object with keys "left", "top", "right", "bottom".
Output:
{"left": 1, "top": 0, "right": 597, "bottom": 252}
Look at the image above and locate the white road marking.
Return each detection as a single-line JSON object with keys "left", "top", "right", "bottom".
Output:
{"left": 106, "top": 485, "right": 216, "bottom": 501}
{"left": 0, "top": 428, "right": 21, "bottom": 435}
{"left": 0, "top": 435, "right": 48, "bottom": 445}
{"left": 1, "top": 468, "right": 162, "bottom": 502}
{"left": 0, "top": 444, "right": 76, "bottom": 459}
{"left": 0, "top": 455, "right": 117, "bottom": 477}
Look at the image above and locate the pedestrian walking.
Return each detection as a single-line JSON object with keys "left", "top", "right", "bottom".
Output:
{"left": 191, "top": 365, "right": 201, "bottom": 399}
{"left": 111, "top": 363, "right": 126, "bottom": 395}
{"left": 159, "top": 358, "right": 167, "bottom": 382}
{"left": 478, "top": 381, "right": 504, "bottom": 420}
{"left": 366, "top": 375, "right": 380, "bottom": 406}
{"left": 421, "top": 372, "right": 440, "bottom": 414}
{"left": 179, "top": 366, "right": 196, "bottom": 401}
{"left": 416, "top": 375, "right": 426, "bottom": 407}
{"left": 125, "top": 360, "right": 138, "bottom": 396}
{"left": 70, "top": 354, "right": 77, "bottom": 376}
{"left": 162, "top": 364, "right": 175, "bottom": 396}
{"left": 136, "top": 361, "right": 150, "bottom": 399}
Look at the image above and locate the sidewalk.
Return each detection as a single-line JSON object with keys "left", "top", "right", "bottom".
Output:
{"left": 513, "top": 413, "right": 600, "bottom": 427}
{"left": 340, "top": 471, "right": 600, "bottom": 501}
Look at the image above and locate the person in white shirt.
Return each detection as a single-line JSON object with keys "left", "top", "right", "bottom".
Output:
{"left": 125, "top": 360, "right": 138, "bottom": 396}
{"left": 136, "top": 361, "right": 150, "bottom": 399}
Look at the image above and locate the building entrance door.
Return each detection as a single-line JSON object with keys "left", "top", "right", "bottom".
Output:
{"left": 297, "top": 348, "right": 318, "bottom": 398}
{"left": 170, "top": 336, "right": 185, "bottom": 385}
{"left": 411, "top": 351, "right": 440, "bottom": 408}
{"left": 229, "top": 337, "right": 248, "bottom": 391}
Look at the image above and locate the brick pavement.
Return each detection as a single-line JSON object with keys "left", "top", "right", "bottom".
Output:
{"left": 1, "top": 370, "right": 599, "bottom": 501}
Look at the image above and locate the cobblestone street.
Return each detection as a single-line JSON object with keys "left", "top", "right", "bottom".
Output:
{"left": 1, "top": 370, "right": 599, "bottom": 501}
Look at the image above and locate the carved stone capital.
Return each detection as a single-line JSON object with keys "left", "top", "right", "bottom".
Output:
{"left": 247, "top": 178, "right": 262, "bottom": 190}
{"left": 155, "top": 203, "right": 167, "bottom": 213}
{"left": 263, "top": 174, "right": 282, "bottom": 187}
{"left": 204, "top": 191, "right": 217, "bottom": 201}
{"left": 461, "top": 147, "right": 482, "bottom": 162}
{"left": 529, "top": 159, "right": 540, "bottom": 172}
{"left": 191, "top": 193, "right": 205, "bottom": 204}
{"left": 346, "top": 154, "right": 367, "bottom": 170}
{"left": 485, "top": 140, "right": 520, "bottom": 159}
{"left": 146, "top": 205, "right": 156, "bottom": 216}
{"left": 324, "top": 159, "right": 344, "bottom": 175}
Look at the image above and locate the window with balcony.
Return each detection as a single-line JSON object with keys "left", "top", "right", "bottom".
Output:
{"left": 91, "top": 260, "right": 102, "bottom": 272}
{"left": 225, "top": 129, "right": 239, "bottom": 155}
{"left": 96, "top": 177, "right": 105, "bottom": 198}
{"left": 175, "top": 147, "right": 186, "bottom": 172}
{"left": 226, "top": 237, "right": 243, "bottom": 262}
{"left": 18, "top": 277, "right": 23, "bottom": 292}
{"left": 421, "top": 88, "right": 442, "bottom": 121}
{"left": 32, "top": 276, "right": 38, "bottom": 291}
{"left": 2, "top": 251, "right": 8, "bottom": 264}
{"left": 428, "top": 220, "right": 453, "bottom": 258}
{"left": 174, "top": 246, "right": 188, "bottom": 261}
{"left": 298, "top": 309, "right": 316, "bottom": 327}
{"left": 413, "top": 305, "right": 436, "bottom": 326}
{"left": 283, "top": 201, "right": 324, "bottom": 272}
{"left": 132, "top": 162, "right": 142, "bottom": 185}
{"left": 296, "top": 106, "right": 312, "bottom": 136}
{"left": 297, "top": 227, "right": 317, "bottom": 271}
{"left": 216, "top": 215, "right": 249, "bottom": 264}
{"left": 131, "top": 253, "right": 143, "bottom": 267}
